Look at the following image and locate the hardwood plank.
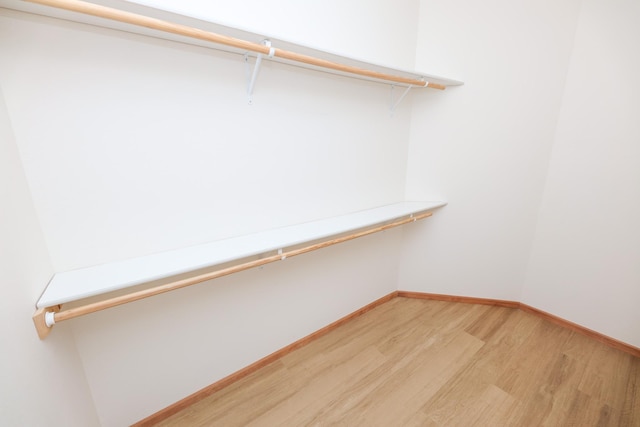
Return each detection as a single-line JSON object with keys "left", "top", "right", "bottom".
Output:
{"left": 560, "top": 391, "right": 621, "bottom": 427}
{"left": 244, "top": 345, "right": 388, "bottom": 427}
{"left": 445, "top": 384, "right": 520, "bottom": 426}
{"left": 495, "top": 316, "right": 575, "bottom": 401}
{"left": 343, "top": 331, "right": 483, "bottom": 426}
{"left": 419, "top": 309, "right": 537, "bottom": 424}
{"left": 520, "top": 303, "right": 640, "bottom": 358}
{"left": 156, "top": 298, "right": 640, "bottom": 426}
{"left": 621, "top": 356, "right": 640, "bottom": 424}
{"left": 296, "top": 303, "right": 454, "bottom": 425}
{"left": 135, "top": 292, "right": 397, "bottom": 426}
{"left": 403, "top": 292, "right": 640, "bottom": 357}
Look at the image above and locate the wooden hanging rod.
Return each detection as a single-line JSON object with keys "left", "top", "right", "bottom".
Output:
{"left": 24, "top": 0, "right": 446, "bottom": 89}
{"left": 33, "top": 211, "right": 433, "bottom": 339}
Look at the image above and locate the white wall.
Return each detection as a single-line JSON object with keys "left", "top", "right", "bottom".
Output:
{"left": 128, "top": 0, "right": 420, "bottom": 70}
{"left": 0, "top": 1, "right": 419, "bottom": 424}
{"left": 0, "top": 86, "right": 99, "bottom": 425}
{"left": 3, "top": 0, "right": 639, "bottom": 425}
{"left": 0, "top": 8, "right": 415, "bottom": 272}
{"left": 398, "top": 0, "right": 582, "bottom": 300}
{"left": 522, "top": 0, "right": 640, "bottom": 348}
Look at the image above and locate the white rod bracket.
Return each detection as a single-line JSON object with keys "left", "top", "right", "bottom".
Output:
{"left": 278, "top": 248, "right": 286, "bottom": 260}
{"left": 390, "top": 84, "right": 413, "bottom": 116}
{"left": 45, "top": 311, "right": 56, "bottom": 327}
{"left": 245, "top": 40, "right": 272, "bottom": 105}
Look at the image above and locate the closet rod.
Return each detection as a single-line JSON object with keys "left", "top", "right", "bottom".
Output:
{"left": 33, "top": 211, "right": 432, "bottom": 338}
{"left": 25, "top": 0, "right": 446, "bottom": 90}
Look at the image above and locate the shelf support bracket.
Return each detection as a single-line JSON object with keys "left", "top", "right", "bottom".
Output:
{"left": 245, "top": 40, "right": 275, "bottom": 104}
{"left": 33, "top": 305, "right": 59, "bottom": 340}
{"left": 390, "top": 84, "right": 413, "bottom": 115}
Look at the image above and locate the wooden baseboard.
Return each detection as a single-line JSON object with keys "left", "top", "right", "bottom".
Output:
{"left": 397, "top": 291, "right": 520, "bottom": 308}
{"left": 134, "top": 289, "right": 639, "bottom": 425}
{"left": 398, "top": 291, "right": 640, "bottom": 358}
{"left": 132, "top": 291, "right": 398, "bottom": 426}
{"left": 519, "top": 303, "right": 640, "bottom": 358}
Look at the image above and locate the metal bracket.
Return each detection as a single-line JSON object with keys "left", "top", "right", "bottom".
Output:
{"left": 245, "top": 40, "right": 275, "bottom": 104}
{"left": 389, "top": 84, "right": 413, "bottom": 116}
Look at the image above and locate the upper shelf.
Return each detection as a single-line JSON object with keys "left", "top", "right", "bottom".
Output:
{"left": 37, "top": 201, "right": 446, "bottom": 309}
{"left": 0, "top": 0, "right": 463, "bottom": 89}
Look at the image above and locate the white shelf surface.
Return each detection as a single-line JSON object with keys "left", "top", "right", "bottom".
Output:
{"left": 0, "top": 0, "right": 463, "bottom": 88}
{"left": 36, "top": 201, "right": 446, "bottom": 308}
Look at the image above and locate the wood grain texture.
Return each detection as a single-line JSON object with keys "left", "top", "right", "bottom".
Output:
{"left": 32, "top": 305, "right": 59, "bottom": 339}
{"left": 151, "top": 298, "right": 640, "bottom": 426}
{"left": 520, "top": 303, "right": 640, "bottom": 358}
{"left": 400, "top": 292, "right": 640, "bottom": 357}
{"left": 397, "top": 291, "right": 520, "bottom": 308}
{"left": 132, "top": 292, "right": 398, "bottom": 427}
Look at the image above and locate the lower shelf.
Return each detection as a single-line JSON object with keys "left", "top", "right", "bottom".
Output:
{"left": 33, "top": 201, "right": 446, "bottom": 339}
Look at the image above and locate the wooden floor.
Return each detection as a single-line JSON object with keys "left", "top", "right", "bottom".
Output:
{"left": 158, "top": 297, "right": 640, "bottom": 426}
